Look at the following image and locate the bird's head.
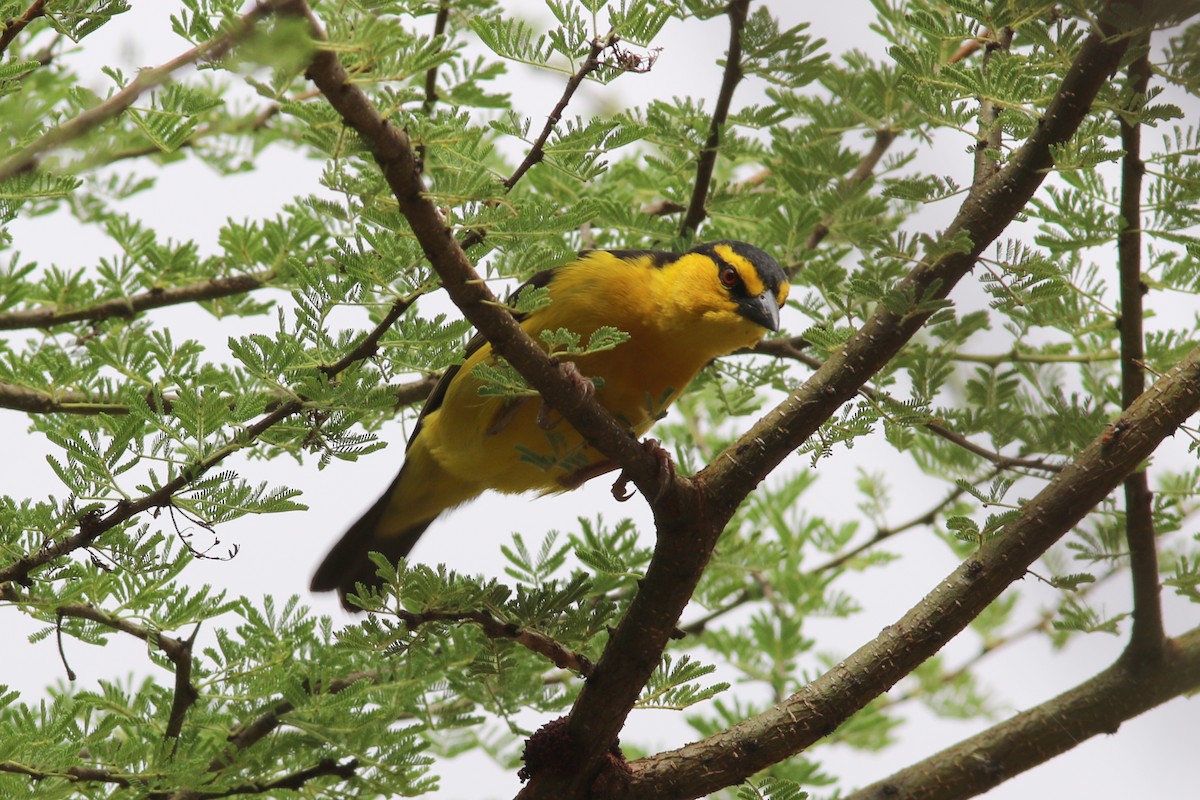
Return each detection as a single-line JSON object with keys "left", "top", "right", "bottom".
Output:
{"left": 664, "top": 240, "right": 790, "bottom": 354}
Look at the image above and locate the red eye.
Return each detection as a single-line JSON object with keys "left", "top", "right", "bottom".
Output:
{"left": 719, "top": 266, "right": 740, "bottom": 287}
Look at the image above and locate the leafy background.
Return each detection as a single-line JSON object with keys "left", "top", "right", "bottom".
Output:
{"left": 2, "top": 1, "right": 1197, "bottom": 798}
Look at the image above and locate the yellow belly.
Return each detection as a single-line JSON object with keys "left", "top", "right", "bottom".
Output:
{"left": 421, "top": 334, "right": 699, "bottom": 492}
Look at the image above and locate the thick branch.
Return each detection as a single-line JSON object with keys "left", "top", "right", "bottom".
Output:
{"left": 680, "top": 0, "right": 750, "bottom": 236}
{"left": 702, "top": 13, "right": 1135, "bottom": 515}
{"left": 844, "top": 626, "right": 1200, "bottom": 800}
{"left": 1116, "top": 41, "right": 1164, "bottom": 658}
{"left": 538, "top": 14, "right": 1146, "bottom": 797}
{"left": 0, "top": 272, "right": 270, "bottom": 331}
{"left": 612, "top": 344, "right": 1200, "bottom": 799}
{"left": 0, "top": 2, "right": 277, "bottom": 183}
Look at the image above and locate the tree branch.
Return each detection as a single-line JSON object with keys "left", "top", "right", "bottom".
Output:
{"left": 0, "top": 1, "right": 277, "bottom": 184}
{"left": 192, "top": 758, "right": 359, "bottom": 799}
{"left": 1116, "top": 40, "right": 1164, "bottom": 659}
{"left": 0, "top": 272, "right": 270, "bottom": 331}
{"left": 501, "top": 35, "right": 611, "bottom": 192}
{"left": 532, "top": 13, "right": 1149, "bottom": 796}
{"left": 293, "top": 3, "right": 668, "bottom": 502}
{"left": 421, "top": 0, "right": 451, "bottom": 115}
{"left": 389, "top": 607, "right": 594, "bottom": 676}
{"left": 679, "top": 477, "right": 981, "bottom": 638}
{"left": 970, "top": 28, "right": 1013, "bottom": 192}
{"left": 770, "top": 347, "right": 1063, "bottom": 473}
{"left": 844, "top": 625, "right": 1200, "bottom": 800}
{"left": 610, "top": 343, "right": 1200, "bottom": 799}
{"left": 0, "top": 373, "right": 438, "bottom": 416}
{"left": 0, "top": 0, "right": 45, "bottom": 58}
{"left": 680, "top": 0, "right": 750, "bottom": 236}
{"left": 0, "top": 760, "right": 130, "bottom": 786}
{"left": 803, "top": 127, "right": 898, "bottom": 254}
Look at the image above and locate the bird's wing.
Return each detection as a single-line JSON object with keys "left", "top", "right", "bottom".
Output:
{"left": 404, "top": 266, "right": 560, "bottom": 449}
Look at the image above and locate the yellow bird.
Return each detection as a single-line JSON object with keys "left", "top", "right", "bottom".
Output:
{"left": 311, "top": 241, "right": 789, "bottom": 607}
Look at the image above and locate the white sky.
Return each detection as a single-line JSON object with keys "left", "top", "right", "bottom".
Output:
{"left": 2, "top": 2, "right": 1198, "bottom": 799}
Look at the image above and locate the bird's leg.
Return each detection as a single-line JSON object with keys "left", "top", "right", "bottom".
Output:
{"left": 611, "top": 438, "right": 675, "bottom": 503}
{"left": 537, "top": 360, "right": 596, "bottom": 430}
{"left": 486, "top": 397, "right": 530, "bottom": 436}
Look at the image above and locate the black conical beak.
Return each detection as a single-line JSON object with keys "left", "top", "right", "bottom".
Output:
{"left": 738, "top": 290, "right": 781, "bottom": 332}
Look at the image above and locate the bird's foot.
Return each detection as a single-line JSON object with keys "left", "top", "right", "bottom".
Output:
{"left": 537, "top": 360, "right": 595, "bottom": 430}
{"left": 611, "top": 438, "right": 675, "bottom": 503}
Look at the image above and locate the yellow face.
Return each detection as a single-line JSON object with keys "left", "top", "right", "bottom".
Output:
{"left": 661, "top": 242, "right": 789, "bottom": 355}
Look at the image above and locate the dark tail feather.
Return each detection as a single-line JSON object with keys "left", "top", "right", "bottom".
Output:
{"left": 311, "top": 473, "right": 435, "bottom": 611}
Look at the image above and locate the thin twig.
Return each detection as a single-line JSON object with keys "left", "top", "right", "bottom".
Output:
{"left": 421, "top": 0, "right": 451, "bottom": 115}
{"left": 679, "top": 478, "right": 980, "bottom": 637}
{"left": 952, "top": 349, "right": 1119, "bottom": 366}
{"left": 457, "top": 35, "right": 614, "bottom": 251}
{"left": 79, "top": 90, "right": 319, "bottom": 170}
{"left": 0, "top": 0, "right": 46, "bottom": 58}
{"left": 0, "top": 1, "right": 278, "bottom": 183}
{"left": 0, "top": 369, "right": 438, "bottom": 417}
{"left": 1116, "top": 40, "right": 1164, "bottom": 661}
{"left": 502, "top": 36, "right": 611, "bottom": 192}
{"left": 54, "top": 603, "right": 199, "bottom": 738}
{"left": 803, "top": 128, "right": 898, "bottom": 254}
{"left": 680, "top": 0, "right": 750, "bottom": 236}
{"left": 391, "top": 607, "right": 594, "bottom": 676}
{"left": 0, "top": 761, "right": 131, "bottom": 786}
{"left": 189, "top": 759, "right": 359, "bottom": 799}
{"left": 0, "top": 272, "right": 271, "bottom": 331}
{"left": 762, "top": 347, "right": 1063, "bottom": 473}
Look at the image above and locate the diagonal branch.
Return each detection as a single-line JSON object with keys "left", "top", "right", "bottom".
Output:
{"left": 773, "top": 347, "right": 1064, "bottom": 473}
{"left": 0, "top": 1, "right": 278, "bottom": 183}
{"left": 679, "top": 478, "right": 980, "bottom": 637}
{"left": 1115, "top": 40, "right": 1164, "bottom": 659}
{"left": 501, "top": 36, "right": 611, "bottom": 192}
{"left": 843, "top": 625, "right": 1200, "bottom": 800}
{"left": 0, "top": 0, "right": 45, "bottom": 58}
{"left": 535, "top": 11, "right": 1147, "bottom": 797}
{"left": 803, "top": 127, "right": 898, "bottom": 253}
{"left": 389, "top": 607, "right": 594, "bottom": 676}
{"left": 611, "top": 343, "right": 1200, "bottom": 799}
{"left": 680, "top": 0, "right": 750, "bottom": 236}
{"left": 292, "top": 3, "right": 668, "bottom": 501}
